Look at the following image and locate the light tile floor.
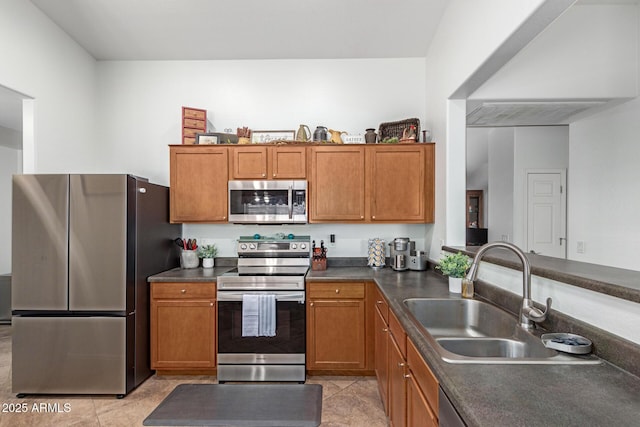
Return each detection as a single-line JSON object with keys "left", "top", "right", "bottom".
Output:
{"left": 0, "top": 325, "right": 388, "bottom": 426}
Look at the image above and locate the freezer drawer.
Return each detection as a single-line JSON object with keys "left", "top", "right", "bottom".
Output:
{"left": 12, "top": 316, "right": 127, "bottom": 395}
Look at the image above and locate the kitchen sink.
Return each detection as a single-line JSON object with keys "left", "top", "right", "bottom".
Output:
{"left": 403, "top": 298, "right": 600, "bottom": 364}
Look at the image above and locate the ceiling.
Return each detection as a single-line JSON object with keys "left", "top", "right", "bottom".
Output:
{"left": 0, "top": 0, "right": 633, "bottom": 149}
{"left": 29, "top": 0, "right": 449, "bottom": 61}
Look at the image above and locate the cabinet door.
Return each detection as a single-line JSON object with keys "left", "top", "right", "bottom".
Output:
{"left": 375, "top": 305, "right": 390, "bottom": 414}
{"left": 407, "top": 374, "right": 438, "bottom": 427}
{"left": 307, "top": 299, "right": 366, "bottom": 370}
{"left": 151, "top": 299, "right": 216, "bottom": 369}
{"left": 389, "top": 334, "right": 407, "bottom": 427}
{"left": 268, "top": 146, "right": 306, "bottom": 179}
{"left": 170, "top": 146, "right": 228, "bottom": 222}
{"left": 309, "top": 146, "right": 366, "bottom": 222}
{"left": 368, "top": 145, "right": 434, "bottom": 222}
{"left": 229, "top": 146, "right": 268, "bottom": 179}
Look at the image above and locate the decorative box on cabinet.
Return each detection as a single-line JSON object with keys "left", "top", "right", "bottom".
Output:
{"left": 182, "top": 107, "right": 207, "bottom": 145}
{"left": 150, "top": 282, "right": 216, "bottom": 374}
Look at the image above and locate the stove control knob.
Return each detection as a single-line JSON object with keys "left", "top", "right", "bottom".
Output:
{"left": 291, "top": 243, "right": 297, "bottom": 249}
{"left": 249, "top": 243, "right": 256, "bottom": 250}
{"left": 300, "top": 243, "right": 307, "bottom": 250}
{"left": 240, "top": 243, "right": 247, "bottom": 250}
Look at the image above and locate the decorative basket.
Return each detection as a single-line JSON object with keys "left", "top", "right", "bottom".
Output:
{"left": 378, "top": 118, "right": 421, "bottom": 142}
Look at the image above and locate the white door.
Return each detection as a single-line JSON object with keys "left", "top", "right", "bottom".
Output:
{"left": 526, "top": 171, "right": 566, "bottom": 258}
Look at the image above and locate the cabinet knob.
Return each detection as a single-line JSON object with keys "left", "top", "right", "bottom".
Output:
{"left": 382, "top": 328, "right": 388, "bottom": 332}
{"left": 376, "top": 300, "right": 383, "bottom": 304}
{"left": 398, "top": 362, "right": 405, "bottom": 367}
{"left": 310, "top": 302, "right": 314, "bottom": 306}
{"left": 372, "top": 216, "right": 376, "bottom": 219}
{"left": 262, "top": 173, "right": 266, "bottom": 177}
{"left": 181, "top": 289, "right": 186, "bottom": 294}
{"left": 335, "top": 289, "right": 340, "bottom": 294}
{"left": 210, "top": 302, "right": 214, "bottom": 306}
{"left": 273, "top": 173, "right": 276, "bottom": 177}
{"left": 360, "top": 215, "right": 364, "bottom": 219}
{"left": 404, "top": 374, "right": 411, "bottom": 379}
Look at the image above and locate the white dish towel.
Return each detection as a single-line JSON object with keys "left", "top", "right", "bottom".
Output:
{"left": 242, "top": 294, "right": 276, "bottom": 337}
{"left": 258, "top": 294, "right": 276, "bottom": 337}
{"left": 241, "top": 294, "right": 259, "bottom": 337}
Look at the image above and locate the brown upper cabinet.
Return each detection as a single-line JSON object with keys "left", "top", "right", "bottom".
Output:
{"left": 309, "top": 145, "right": 367, "bottom": 222}
{"left": 169, "top": 143, "right": 434, "bottom": 223}
{"left": 308, "top": 144, "right": 434, "bottom": 223}
{"left": 368, "top": 144, "right": 434, "bottom": 223}
{"left": 170, "top": 145, "right": 228, "bottom": 223}
{"left": 229, "top": 145, "right": 306, "bottom": 179}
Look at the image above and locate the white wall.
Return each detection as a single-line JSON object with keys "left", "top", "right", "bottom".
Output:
{"left": 487, "top": 128, "right": 514, "bottom": 243}
{"left": 0, "top": 0, "right": 98, "bottom": 173}
{"left": 512, "top": 127, "right": 569, "bottom": 247}
{"left": 425, "top": 0, "right": 547, "bottom": 259}
{"left": 568, "top": 98, "right": 640, "bottom": 270}
{"left": 96, "top": 58, "right": 430, "bottom": 256}
{"left": 0, "top": 145, "right": 21, "bottom": 273}
{"left": 471, "top": 4, "right": 638, "bottom": 100}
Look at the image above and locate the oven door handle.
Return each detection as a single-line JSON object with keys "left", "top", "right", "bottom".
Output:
{"left": 217, "top": 292, "right": 305, "bottom": 303}
{"left": 288, "top": 185, "right": 293, "bottom": 219}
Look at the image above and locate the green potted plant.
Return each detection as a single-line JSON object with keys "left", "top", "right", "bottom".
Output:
{"left": 436, "top": 252, "right": 471, "bottom": 293}
{"left": 198, "top": 244, "right": 218, "bottom": 268}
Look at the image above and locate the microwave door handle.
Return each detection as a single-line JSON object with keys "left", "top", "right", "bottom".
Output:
{"left": 288, "top": 185, "right": 293, "bottom": 219}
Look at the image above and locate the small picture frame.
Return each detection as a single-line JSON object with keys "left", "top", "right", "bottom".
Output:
{"left": 251, "top": 130, "right": 296, "bottom": 144}
{"left": 195, "top": 133, "right": 219, "bottom": 145}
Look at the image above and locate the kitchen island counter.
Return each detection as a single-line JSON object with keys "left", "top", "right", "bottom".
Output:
{"left": 307, "top": 266, "right": 640, "bottom": 427}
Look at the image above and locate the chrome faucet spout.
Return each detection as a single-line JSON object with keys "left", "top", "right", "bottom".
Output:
{"left": 463, "top": 242, "right": 551, "bottom": 329}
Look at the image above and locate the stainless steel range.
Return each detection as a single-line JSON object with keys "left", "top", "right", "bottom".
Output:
{"left": 216, "top": 234, "right": 310, "bottom": 383}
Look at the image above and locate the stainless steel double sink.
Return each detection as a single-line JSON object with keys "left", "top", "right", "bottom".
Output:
{"left": 403, "top": 298, "right": 600, "bottom": 364}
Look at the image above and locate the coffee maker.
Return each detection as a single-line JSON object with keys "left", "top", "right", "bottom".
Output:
{"left": 389, "top": 237, "right": 415, "bottom": 271}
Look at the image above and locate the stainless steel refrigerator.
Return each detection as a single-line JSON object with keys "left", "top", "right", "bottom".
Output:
{"left": 11, "top": 174, "right": 180, "bottom": 397}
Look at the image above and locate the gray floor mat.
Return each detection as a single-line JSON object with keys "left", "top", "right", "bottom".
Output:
{"left": 143, "top": 383, "right": 322, "bottom": 426}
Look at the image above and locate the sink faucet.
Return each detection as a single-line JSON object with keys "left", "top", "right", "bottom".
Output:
{"left": 462, "top": 242, "right": 552, "bottom": 330}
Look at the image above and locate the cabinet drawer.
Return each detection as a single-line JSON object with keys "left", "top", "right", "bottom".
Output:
{"left": 389, "top": 309, "right": 406, "bottom": 357}
{"left": 308, "top": 282, "right": 365, "bottom": 299}
{"left": 373, "top": 286, "right": 389, "bottom": 323}
{"left": 152, "top": 282, "right": 216, "bottom": 299}
{"left": 183, "top": 108, "right": 206, "bottom": 120}
{"left": 183, "top": 127, "right": 201, "bottom": 138}
{"left": 408, "top": 338, "right": 439, "bottom": 416}
{"left": 183, "top": 118, "right": 206, "bottom": 129}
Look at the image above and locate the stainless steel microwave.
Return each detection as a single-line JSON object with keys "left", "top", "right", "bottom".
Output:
{"left": 228, "top": 180, "right": 307, "bottom": 224}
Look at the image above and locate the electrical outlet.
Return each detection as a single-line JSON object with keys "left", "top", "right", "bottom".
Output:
{"left": 329, "top": 234, "right": 336, "bottom": 247}
{"left": 577, "top": 241, "right": 585, "bottom": 254}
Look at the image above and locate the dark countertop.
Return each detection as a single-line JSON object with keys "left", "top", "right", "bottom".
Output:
{"left": 445, "top": 245, "right": 640, "bottom": 304}
{"left": 149, "top": 265, "right": 640, "bottom": 426}
{"left": 307, "top": 267, "right": 640, "bottom": 427}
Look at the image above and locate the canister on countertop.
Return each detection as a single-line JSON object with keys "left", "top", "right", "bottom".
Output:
{"left": 367, "top": 238, "right": 385, "bottom": 269}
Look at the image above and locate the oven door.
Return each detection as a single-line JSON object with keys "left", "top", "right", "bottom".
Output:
{"left": 217, "top": 290, "right": 306, "bottom": 360}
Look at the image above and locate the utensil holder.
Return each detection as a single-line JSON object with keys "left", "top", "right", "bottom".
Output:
{"left": 312, "top": 258, "right": 327, "bottom": 271}
{"left": 180, "top": 250, "right": 199, "bottom": 269}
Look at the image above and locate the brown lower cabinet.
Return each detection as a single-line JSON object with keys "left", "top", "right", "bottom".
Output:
{"left": 306, "top": 281, "right": 374, "bottom": 373}
{"left": 150, "top": 282, "right": 217, "bottom": 374}
{"left": 375, "top": 287, "right": 440, "bottom": 426}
